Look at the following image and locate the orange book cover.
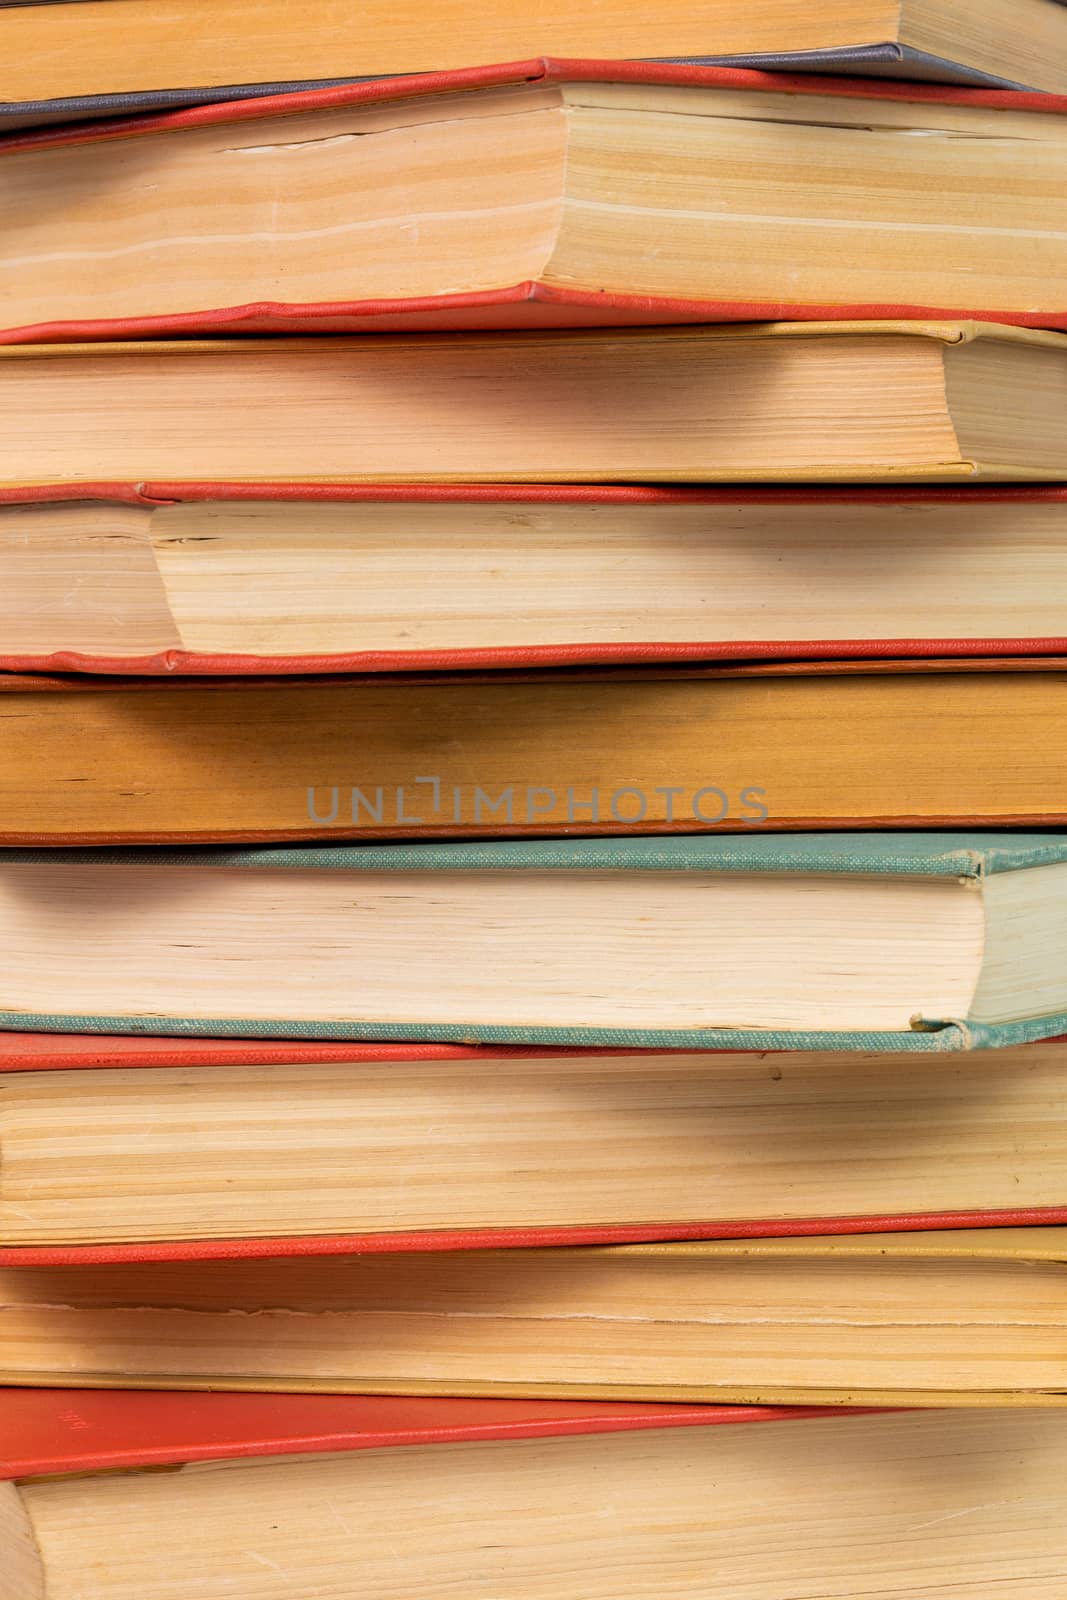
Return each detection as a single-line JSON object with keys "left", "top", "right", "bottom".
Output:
{"left": 0, "top": 656, "right": 1066, "bottom": 842}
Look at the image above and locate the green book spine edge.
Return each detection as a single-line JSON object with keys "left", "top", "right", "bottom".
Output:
{"left": 4, "top": 833, "right": 1067, "bottom": 877}
{"left": 3, "top": 1011, "right": 1067, "bottom": 1053}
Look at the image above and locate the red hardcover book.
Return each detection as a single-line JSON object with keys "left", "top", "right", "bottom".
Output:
{"left": 1, "top": 58, "right": 1065, "bottom": 344}
{"left": 2, "top": 1032, "right": 1065, "bottom": 1266}
{"left": 7, "top": 1390, "right": 1067, "bottom": 1600}
{"left": 0, "top": 1384, "right": 825, "bottom": 1478}
{"left": 9, "top": 1390, "right": 965, "bottom": 1600}
{"left": 2, "top": 483, "right": 1066, "bottom": 676}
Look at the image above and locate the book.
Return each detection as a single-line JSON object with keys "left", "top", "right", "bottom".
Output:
{"left": 6, "top": 0, "right": 1067, "bottom": 104}
{"left": 0, "top": 1385, "right": 835, "bottom": 1477}
{"left": 11, "top": 1397, "right": 1064, "bottom": 1600}
{"left": 3, "top": 65, "right": 1066, "bottom": 342}
{"left": 4, "top": 1, "right": 1067, "bottom": 124}
{"left": 1, "top": 1228, "right": 1065, "bottom": 1403}
{"left": 1, "top": 833, "right": 1067, "bottom": 1050}
{"left": 2, "top": 662, "right": 1067, "bottom": 843}
{"left": 4, "top": 486, "right": 1067, "bottom": 673}
{"left": 3, "top": 1034, "right": 1067, "bottom": 1255}
{"left": 4, "top": 323, "right": 1067, "bottom": 485}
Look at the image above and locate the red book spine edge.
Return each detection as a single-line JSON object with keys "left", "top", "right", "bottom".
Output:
{"left": 4, "top": 281, "right": 1067, "bottom": 344}
{"left": 4, "top": 1207, "right": 1067, "bottom": 1266}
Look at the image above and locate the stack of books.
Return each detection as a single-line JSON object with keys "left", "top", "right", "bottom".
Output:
{"left": 1, "top": 3, "right": 1067, "bottom": 1596}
